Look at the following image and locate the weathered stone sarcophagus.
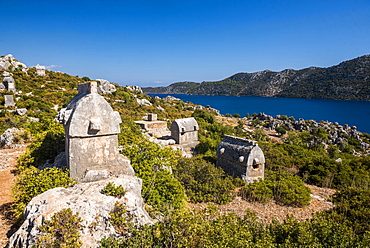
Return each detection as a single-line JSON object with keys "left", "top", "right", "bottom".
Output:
{"left": 170, "top": 117, "right": 199, "bottom": 144}
{"left": 57, "top": 82, "right": 134, "bottom": 182}
{"left": 216, "top": 135, "right": 265, "bottom": 183}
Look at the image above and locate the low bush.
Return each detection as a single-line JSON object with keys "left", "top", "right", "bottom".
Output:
{"left": 17, "top": 122, "right": 65, "bottom": 170}
{"left": 240, "top": 170, "right": 311, "bottom": 207}
{"left": 34, "top": 208, "right": 82, "bottom": 248}
{"left": 101, "top": 182, "right": 126, "bottom": 198}
{"left": 121, "top": 140, "right": 186, "bottom": 212}
{"left": 109, "top": 202, "right": 133, "bottom": 236}
{"left": 239, "top": 179, "right": 273, "bottom": 203}
{"left": 12, "top": 167, "right": 76, "bottom": 220}
{"left": 175, "top": 157, "right": 236, "bottom": 204}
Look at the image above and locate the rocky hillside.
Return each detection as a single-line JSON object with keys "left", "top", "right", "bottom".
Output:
{"left": 143, "top": 55, "right": 370, "bottom": 101}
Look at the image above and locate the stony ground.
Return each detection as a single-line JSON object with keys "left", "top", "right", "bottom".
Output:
{"left": 0, "top": 145, "right": 26, "bottom": 248}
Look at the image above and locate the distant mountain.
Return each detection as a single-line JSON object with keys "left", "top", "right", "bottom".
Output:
{"left": 143, "top": 55, "right": 370, "bottom": 101}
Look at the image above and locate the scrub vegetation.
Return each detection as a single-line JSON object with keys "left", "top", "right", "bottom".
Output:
{"left": 3, "top": 67, "right": 370, "bottom": 247}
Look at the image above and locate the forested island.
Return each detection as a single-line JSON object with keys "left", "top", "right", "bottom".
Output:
{"left": 143, "top": 55, "right": 370, "bottom": 101}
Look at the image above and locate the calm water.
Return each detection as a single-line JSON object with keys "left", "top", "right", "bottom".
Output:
{"left": 149, "top": 94, "right": 370, "bottom": 134}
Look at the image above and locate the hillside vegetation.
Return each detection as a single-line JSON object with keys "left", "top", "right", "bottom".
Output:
{"left": 144, "top": 55, "right": 370, "bottom": 101}
{"left": 1, "top": 60, "right": 370, "bottom": 247}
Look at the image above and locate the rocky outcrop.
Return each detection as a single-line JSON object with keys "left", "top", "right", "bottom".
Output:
{"left": 7, "top": 175, "right": 154, "bottom": 248}
{"left": 96, "top": 79, "right": 116, "bottom": 94}
{"left": 0, "top": 54, "right": 28, "bottom": 72}
{"left": 252, "top": 113, "right": 370, "bottom": 154}
{"left": 126, "top": 85, "right": 143, "bottom": 94}
{"left": 38, "top": 152, "right": 67, "bottom": 170}
{"left": 136, "top": 98, "right": 152, "bottom": 106}
{"left": 0, "top": 128, "right": 24, "bottom": 149}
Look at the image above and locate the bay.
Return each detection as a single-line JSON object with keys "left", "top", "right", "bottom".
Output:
{"left": 149, "top": 94, "right": 370, "bottom": 134}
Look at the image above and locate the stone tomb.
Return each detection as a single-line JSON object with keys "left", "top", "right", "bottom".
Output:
{"left": 170, "top": 117, "right": 199, "bottom": 144}
{"left": 57, "top": 82, "right": 134, "bottom": 182}
{"left": 36, "top": 64, "right": 46, "bottom": 76}
{"left": 135, "top": 113, "right": 171, "bottom": 137}
{"left": 3, "top": 72, "right": 16, "bottom": 92}
{"left": 216, "top": 135, "right": 265, "bottom": 183}
{"left": 4, "top": 95, "right": 15, "bottom": 107}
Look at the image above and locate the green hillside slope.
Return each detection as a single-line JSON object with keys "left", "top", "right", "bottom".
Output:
{"left": 143, "top": 55, "right": 370, "bottom": 100}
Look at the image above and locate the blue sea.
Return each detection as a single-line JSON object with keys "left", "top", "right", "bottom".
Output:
{"left": 148, "top": 94, "right": 370, "bottom": 134}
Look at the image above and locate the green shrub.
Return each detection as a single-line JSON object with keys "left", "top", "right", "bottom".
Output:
{"left": 321, "top": 187, "right": 370, "bottom": 235}
{"left": 34, "top": 208, "right": 82, "bottom": 248}
{"left": 122, "top": 140, "right": 186, "bottom": 211}
{"left": 271, "top": 171, "right": 312, "bottom": 207}
{"left": 240, "top": 171, "right": 311, "bottom": 207}
{"left": 100, "top": 206, "right": 273, "bottom": 248}
{"left": 109, "top": 202, "right": 133, "bottom": 235}
{"left": 18, "top": 122, "right": 65, "bottom": 170}
{"left": 12, "top": 167, "right": 76, "bottom": 220}
{"left": 101, "top": 182, "right": 126, "bottom": 198}
{"left": 275, "top": 125, "right": 288, "bottom": 136}
{"left": 240, "top": 179, "right": 273, "bottom": 203}
{"left": 192, "top": 109, "right": 216, "bottom": 124}
{"left": 175, "top": 157, "right": 236, "bottom": 204}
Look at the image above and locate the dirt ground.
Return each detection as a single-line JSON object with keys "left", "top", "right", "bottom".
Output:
{"left": 189, "top": 184, "right": 336, "bottom": 224}
{"left": 0, "top": 145, "right": 27, "bottom": 248}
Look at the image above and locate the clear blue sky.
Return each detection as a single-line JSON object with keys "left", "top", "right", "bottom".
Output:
{"left": 2, "top": 0, "right": 370, "bottom": 87}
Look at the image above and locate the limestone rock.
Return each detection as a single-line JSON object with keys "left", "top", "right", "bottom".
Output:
{"left": 0, "top": 128, "right": 23, "bottom": 149}
{"left": 126, "top": 85, "right": 143, "bottom": 94}
{"left": 16, "top": 108, "right": 27, "bottom": 116}
{"left": 96, "top": 79, "right": 116, "bottom": 94}
{"left": 136, "top": 98, "right": 152, "bottom": 106}
{"left": 38, "top": 152, "right": 67, "bottom": 170}
{"left": 0, "top": 54, "right": 28, "bottom": 72}
{"left": 163, "top": 95, "right": 180, "bottom": 101}
{"left": 7, "top": 175, "right": 154, "bottom": 248}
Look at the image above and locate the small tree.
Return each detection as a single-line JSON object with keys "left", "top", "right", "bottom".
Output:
{"left": 276, "top": 126, "right": 287, "bottom": 136}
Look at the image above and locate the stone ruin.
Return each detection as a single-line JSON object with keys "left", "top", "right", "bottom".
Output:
{"left": 35, "top": 64, "right": 46, "bottom": 76}
{"left": 8, "top": 82, "right": 153, "bottom": 248}
{"left": 135, "top": 115, "right": 199, "bottom": 157}
{"left": 135, "top": 113, "right": 171, "bottom": 137}
{"left": 170, "top": 117, "right": 199, "bottom": 145}
{"left": 57, "top": 82, "right": 134, "bottom": 182}
{"left": 2, "top": 71, "right": 16, "bottom": 92}
{"left": 216, "top": 135, "right": 265, "bottom": 183}
{"left": 4, "top": 95, "right": 15, "bottom": 107}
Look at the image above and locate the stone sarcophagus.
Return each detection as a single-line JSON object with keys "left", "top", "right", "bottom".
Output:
{"left": 170, "top": 117, "right": 199, "bottom": 144}
{"left": 57, "top": 82, "right": 134, "bottom": 182}
{"left": 216, "top": 135, "right": 265, "bottom": 183}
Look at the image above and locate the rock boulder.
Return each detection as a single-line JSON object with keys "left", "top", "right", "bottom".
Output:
{"left": 8, "top": 175, "right": 154, "bottom": 248}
